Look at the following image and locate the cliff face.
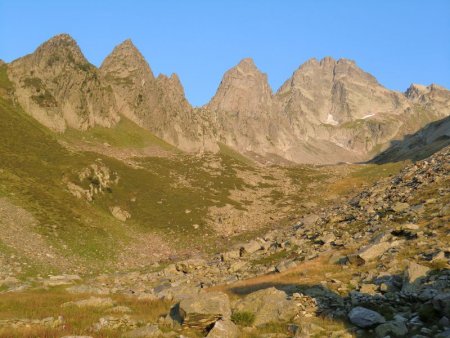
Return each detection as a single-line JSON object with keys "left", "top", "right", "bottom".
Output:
{"left": 100, "top": 39, "right": 217, "bottom": 152}
{"left": 7, "top": 34, "right": 120, "bottom": 132}
{"left": 5, "top": 35, "right": 450, "bottom": 164}
{"left": 205, "top": 57, "right": 450, "bottom": 164}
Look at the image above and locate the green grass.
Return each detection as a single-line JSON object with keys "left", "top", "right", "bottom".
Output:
{"left": 231, "top": 311, "right": 255, "bottom": 326}
{"left": 0, "top": 70, "right": 256, "bottom": 269}
{"left": 63, "top": 117, "right": 176, "bottom": 150}
{"left": 0, "top": 64, "right": 13, "bottom": 91}
{"left": 218, "top": 142, "right": 255, "bottom": 167}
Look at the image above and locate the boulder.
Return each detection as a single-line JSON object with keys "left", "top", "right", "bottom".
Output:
{"left": 275, "top": 260, "right": 297, "bottom": 273}
{"left": 173, "top": 291, "right": 231, "bottom": 330}
{"left": 221, "top": 250, "right": 241, "bottom": 261}
{"left": 110, "top": 206, "right": 131, "bottom": 221}
{"left": 348, "top": 306, "right": 386, "bottom": 328}
{"left": 375, "top": 320, "right": 408, "bottom": 337}
{"left": 233, "top": 287, "right": 297, "bottom": 326}
{"left": 175, "top": 258, "right": 207, "bottom": 273}
{"left": 357, "top": 240, "right": 400, "bottom": 262}
{"left": 240, "top": 240, "right": 262, "bottom": 255}
{"left": 206, "top": 319, "right": 239, "bottom": 338}
{"left": 123, "top": 324, "right": 162, "bottom": 337}
{"left": 433, "top": 294, "right": 450, "bottom": 318}
{"left": 402, "top": 261, "right": 430, "bottom": 293}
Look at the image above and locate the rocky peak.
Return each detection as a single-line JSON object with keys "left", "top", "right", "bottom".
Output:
{"left": 32, "top": 33, "right": 88, "bottom": 69}
{"left": 207, "top": 58, "right": 273, "bottom": 114}
{"left": 405, "top": 83, "right": 450, "bottom": 116}
{"left": 100, "top": 39, "right": 154, "bottom": 82}
{"left": 7, "top": 34, "right": 119, "bottom": 132}
{"left": 405, "top": 83, "right": 429, "bottom": 100}
{"left": 276, "top": 57, "right": 401, "bottom": 124}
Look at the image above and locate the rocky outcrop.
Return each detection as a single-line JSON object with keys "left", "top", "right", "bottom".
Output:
{"left": 7, "top": 34, "right": 120, "bottom": 132}
{"left": 100, "top": 39, "right": 217, "bottom": 152}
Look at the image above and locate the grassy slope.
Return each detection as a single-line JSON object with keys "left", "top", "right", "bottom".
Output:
{"left": 0, "top": 65, "right": 258, "bottom": 271}
{"left": 63, "top": 116, "right": 176, "bottom": 150}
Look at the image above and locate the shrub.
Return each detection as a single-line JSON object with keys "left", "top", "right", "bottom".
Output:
{"left": 231, "top": 311, "right": 255, "bottom": 326}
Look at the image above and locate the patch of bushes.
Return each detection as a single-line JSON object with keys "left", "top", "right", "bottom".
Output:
{"left": 231, "top": 311, "right": 255, "bottom": 326}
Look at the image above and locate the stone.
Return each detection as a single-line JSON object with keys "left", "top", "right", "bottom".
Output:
{"left": 348, "top": 306, "right": 386, "bottom": 328}
{"left": 392, "top": 202, "right": 410, "bottom": 212}
{"left": 375, "top": 320, "right": 408, "bottom": 337}
{"left": 233, "top": 287, "right": 297, "bottom": 326}
{"left": 174, "top": 291, "right": 231, "bottom": 330}
{"left": 240, "top": 240, "right": 262, "bottom": 255}
{"left": 359, "top": 284, "right": 378, "bottom": 295}
{"left": 123, "top": 324, "right": 162, "bottom": 337}
{"left": 357, "top": 240, "right": 400, "bottom": 262}
{"left": 402, "top": 262, "right": 430, "bottom": 293}
{"left": 221, "top": 250, "right": 241, "bottom": 261}
{"left": 275, "top": 260, "right": 297, "bottom": 273}
{"left": 111, "top": 206, "right": 131, "bottom": 221}
{"left": 206, "top": 319, "right": 239, "bottom": 338}
{"left": 433, "top": 294, "right": 450, "bottom": 318}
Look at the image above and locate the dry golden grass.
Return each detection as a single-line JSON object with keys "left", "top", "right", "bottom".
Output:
{"left": 0, "top": 288, "right": 170, "bottom": 338}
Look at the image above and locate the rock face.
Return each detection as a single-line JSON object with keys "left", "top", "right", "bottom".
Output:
{"left": 7, "top": 34, "right": 120, "bottom": 132}
{"left": 100, "top": 39, "right": 217, "bottom": 152}
{"left": 206, "top": 57, "right": 450, "bottom": 164}
{"left": 5, "top": 35, "right": 450, "bottom": 164}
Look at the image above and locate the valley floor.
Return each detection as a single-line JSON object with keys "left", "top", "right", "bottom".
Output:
{"left": 0, "top": 146, "right": 448, "bottom": 337}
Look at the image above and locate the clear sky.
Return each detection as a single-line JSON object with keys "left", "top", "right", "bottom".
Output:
{"left": 1, "top": 0, "right": 449, "bottom": 106}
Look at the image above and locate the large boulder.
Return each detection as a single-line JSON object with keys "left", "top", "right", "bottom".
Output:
{"left": 402, "top": 261, "right": 430, "bottom": 294}
{"left": 357, "top": 240, "right": 401, "bottom": 263}
{"left": 233, "top": 287, "right": 297, "bottom": 326}
{"left": 123, "top": 324, "right": 162, "bottom": 337}
{"left": 206, "top": 319, "right": 240, "bottom": 338}
{"left": 433, "top": 293, "right": 450, "bottom": 318}
{"left": 375, "top": 320, "right": 408, "bottom": 337}
{"left": 348, "top": 306, "right": 386, "bottom": 328}
{"left": 172, "top": 291, "right": 231, "bottom": 330}
{"left": 240, "top": 240, "right": 262, "bottom": 255}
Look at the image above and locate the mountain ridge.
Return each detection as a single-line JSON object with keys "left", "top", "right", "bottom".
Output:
{"left": 4, "top": 34, "right": 450, "bottom": 164}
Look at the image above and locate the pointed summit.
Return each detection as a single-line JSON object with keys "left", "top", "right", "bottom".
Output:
{"left": 7, "top": 34, "right": 119, "bottom": 132}
{"left": 276, "top": 56, "right": 403, "bottom": 124}
{"left": 32, "top": 33, "right": 87, "bottom": 66}
{"left": 207, "top": 58, "right": 272, "bottom": 114}
{"left": 101, "top": 39, "right": 154, "bottom": 80}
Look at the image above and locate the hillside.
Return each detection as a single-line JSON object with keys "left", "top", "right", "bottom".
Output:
{"left": 0, "top": 34, "right": 449, "bottom": 338}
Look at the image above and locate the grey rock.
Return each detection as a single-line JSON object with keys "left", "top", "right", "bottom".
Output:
{"left": 348, "top": 306, "right": 386, "bottom": 328}
{"left": 233, "top": 287, "right": 297, "bottom": 326}
{"left": 375, "top": 320, "right": 408, "bottom": 337}
{"left": 123, "top": 324, "right": 162, "bottom": 337}
{"left": 175, "top": 291, "right": 231, "bottom": 330}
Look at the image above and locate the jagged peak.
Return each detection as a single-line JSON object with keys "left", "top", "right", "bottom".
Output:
{"left": 320, "top": 56, "right": 336, "bottom": 66}
{"left": 29, "top": 33, "right": 88, "bottom": 66}
{"left": 101, "top": 38, "right": 154, "bottom": 79}
{"left": 45, "top": 33, "right": 78, "bottom": 45}
{"left": 232, "top": 57, "right": 263, "bottom": 74}
{"left": 114, "top": 38, "right": 140, "bottom": 53}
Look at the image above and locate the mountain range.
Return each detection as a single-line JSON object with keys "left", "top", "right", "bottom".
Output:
{"left": 4, "top": 33, "right": 450, "bottom": 163}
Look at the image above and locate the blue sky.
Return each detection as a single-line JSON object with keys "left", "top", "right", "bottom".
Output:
{"left": 1, "top": 0, "right": 449, "bottom": 106}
